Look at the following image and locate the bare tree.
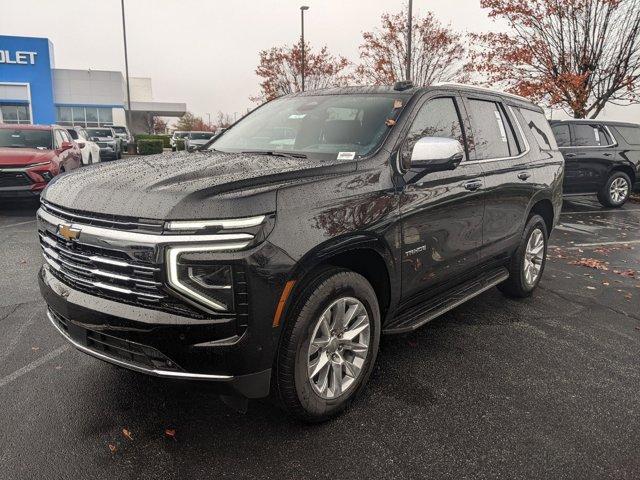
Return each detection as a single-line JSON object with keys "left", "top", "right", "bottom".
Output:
{"left": 468, "top": 0, "right": 640, "bottom": 118}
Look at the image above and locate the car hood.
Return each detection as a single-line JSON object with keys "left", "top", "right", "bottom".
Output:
{"left": 0, "top": 148, "right": 54, "bottom": 166}
{"left": 42, "top": 150, "right": 356, "bottom": 220}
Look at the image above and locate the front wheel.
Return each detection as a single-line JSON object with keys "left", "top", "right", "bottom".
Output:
{"left": 499, "top": 214, "right": 548, "bottom": 298}
{"left": 273, "top": 267, "right": 380, "bottom": 422}
{"left": 597, "top": 171, "right": 631, "bottom": 208}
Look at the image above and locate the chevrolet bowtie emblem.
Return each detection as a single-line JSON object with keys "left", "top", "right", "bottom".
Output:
{"left": 58, "top": 224, "right": 81, "bottom": 241}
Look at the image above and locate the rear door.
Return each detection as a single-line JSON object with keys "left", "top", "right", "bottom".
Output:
{"left": 399, "top": 92, "right": 485, "bottom": 302}
{"left": 563, "top": 123, "right": 617, "bottom": 193}
{"left": 461, "top": 95, "right": 532, "bottom": 260}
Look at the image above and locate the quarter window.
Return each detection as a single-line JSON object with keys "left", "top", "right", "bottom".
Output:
{"left": 614, "top": 126, "right": 640, "bottom": 145}
{"left": 572, "top": 124, "right": 612, "bottom": 147}
{"left": 551, "top": 124, "right": 571, "bottom": 147}
{"left": 518, "top": 108, "right": 557, "bottom": 150}
{"left": 466, "top": 99, "right": 517, "bottom": 160}
{"left": 402, "top": 96, "right": 466, "bottom": 169}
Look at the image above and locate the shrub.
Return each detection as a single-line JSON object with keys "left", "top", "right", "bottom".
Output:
{"left": 137, "top": 139, "right": 164, "bottom": 155}
{"left": 134, "top": 134, "right": 171, "bottom": 149}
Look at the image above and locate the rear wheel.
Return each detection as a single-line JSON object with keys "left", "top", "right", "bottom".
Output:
{"left": 273, "top": 267, "right": 380, "bottom": 422}
{"left": 597, "top": 171, "right": 631, "bottom": 208}
{"left": 86, "top": 154, "right": 92, "bottom": 166}
{"left": 499, "top": 214, "right": 548, "bottom": 298}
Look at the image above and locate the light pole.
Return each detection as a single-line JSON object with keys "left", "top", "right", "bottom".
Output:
{"left": 120, "top": 0, "right": 135, "bottom": 153}
{"left": 406, "top": 0, "right": 413, "bottom": 82}
{"left": 300, "top": 6, "right": 309, "bottom": 92}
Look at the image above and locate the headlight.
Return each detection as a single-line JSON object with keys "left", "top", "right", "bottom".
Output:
{"left": 167, "top": 244, "right": 248, "bottom": 312}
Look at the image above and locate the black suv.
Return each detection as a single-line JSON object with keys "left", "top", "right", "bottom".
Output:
{"left": 550, "top": 120, "right": 640, "bottom": 207}
{"left": 37, "top": 84, "right": 563, "bottom": 421}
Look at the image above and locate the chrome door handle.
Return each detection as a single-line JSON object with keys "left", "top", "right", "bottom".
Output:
{"left": 564, "top": 153, "right": 577, "bottom": 158}
{"left": 517, "top": 172, "right": 531, "bottom": 181}
{"left": 463, "top": 180, "right": 482, "bottom": 191}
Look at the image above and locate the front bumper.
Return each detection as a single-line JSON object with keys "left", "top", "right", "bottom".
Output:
{"left": 99, "top": 147, "right": 117, "bottom": 159}
{"left": 40, "top": 266, "right": 272, "bottom": 398}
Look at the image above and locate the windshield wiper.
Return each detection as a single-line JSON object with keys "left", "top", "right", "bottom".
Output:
{"left": 241, "top": 150, "right": 307, "bottom": 159}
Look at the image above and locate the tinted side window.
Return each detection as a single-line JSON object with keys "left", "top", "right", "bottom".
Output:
{"left": 402, "top": 96, "right": 466, "bottom": 168}
{"left": 66, "top": 129, "right": 78, "bottom": 140}
{"left": 614, "top": 126, "right": 640, "bottom": 145}
{"left": 573, "top": 124, "right": 612, "bottom": 147}
{"left": 551, "top": 124, "right": 570, "bottom": 147}
{"left": 54, "top": 130, "right": 64, "bottom": 148}
{"left": 519, "top": 108, "right": 557, "bottom": 150}
{"left": 466, "top": 99, "right": 512, "bottom": 160}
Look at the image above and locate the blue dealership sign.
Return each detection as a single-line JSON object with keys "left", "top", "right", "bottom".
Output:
{"left": 0, "top": 35, "right": 56, "bottom": 124}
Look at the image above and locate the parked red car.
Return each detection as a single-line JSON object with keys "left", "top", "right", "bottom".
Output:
{"left": 0, "top": 124, "right": 82, "bottom": 198}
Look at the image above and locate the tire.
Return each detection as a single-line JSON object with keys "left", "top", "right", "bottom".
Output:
{"left": 117, "top": 148, "right": 123, "bottom": 160}
{"left": 86, "top": 154, "right": 92, "bottom": 166}
{"left": 273, "top": 267, "right": 381, "bottom": 422}
{"left": 597, "top": 171, "right": 631, "bottom": 208}
{"left": 498, "top": 214, "right": 548, "bottom": 298}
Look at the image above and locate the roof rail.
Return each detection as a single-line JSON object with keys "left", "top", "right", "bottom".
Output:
{"left": 433, "top": 82, "right": 531, "bottom": 102}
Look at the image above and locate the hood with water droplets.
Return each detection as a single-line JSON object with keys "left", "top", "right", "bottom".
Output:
{"left": 42, "top": 150, "right": 356, "bottom": 220}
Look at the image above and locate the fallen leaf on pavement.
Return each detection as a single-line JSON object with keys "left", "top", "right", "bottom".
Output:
{"left": 569, "top": 258, "right": 609, "bottom": 270}
{"left": 108, "top": 444, "right": 117, "bottom": 454}
{"left": 165, "top": 429, "right": 176, "bottom": 439}
{"left": 122, "top": 428, "right": 133, "bottom": 441}
{"left": 586, "top": 286, "right": 596, "bottom": 290}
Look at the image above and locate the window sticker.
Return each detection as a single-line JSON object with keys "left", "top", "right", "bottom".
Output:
{"left": 593, "top": 127, "right": 600, "bottom": 144}
{"left": 337, "top": 151, "right": 356, "bottom": 160}
{"left": 494, "top": 110, "right": 508, "bottom": 143}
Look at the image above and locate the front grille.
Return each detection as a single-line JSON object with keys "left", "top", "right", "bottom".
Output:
{"left": 41, "top": 200, "right": 164, "bottom": 233}
{"left": 49, "top": 309, "right": 182, "bottom": 371}
{"left": 97, "top": 142, "right": 110, "bottom": 148}
{"left": 40, "top": 230, "right": 166, "bottom": 304}
{"left": 0, "top": 171, "right": 32, "bottom": 187}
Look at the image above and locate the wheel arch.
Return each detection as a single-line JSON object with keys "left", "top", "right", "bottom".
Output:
{"left": 608, "top": 164, "right": 636, "bottom": 186}
{"left": 284, "top": 234, "right": 398, "bottom": 326}
{"left": 527, "top": 196, "right": 555, "bottom": 234}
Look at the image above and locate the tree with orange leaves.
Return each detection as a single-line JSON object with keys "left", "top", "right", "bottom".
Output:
{"left": 355, "top": 8, "right": 466, "bottom": 86}
{"left": 255, "top": 43, "right": 351, "bottom": 102}
{"left": 468, "top": 0, "right": 640, "bottom": 118}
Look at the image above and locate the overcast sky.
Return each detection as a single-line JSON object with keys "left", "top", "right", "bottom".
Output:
{"left": 1, "top": 0, "right": 638, "bottom": 123}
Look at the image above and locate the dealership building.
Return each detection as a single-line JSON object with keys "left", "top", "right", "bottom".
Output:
{"left": 0, "top": 35, "right": 186, "bottom": 132}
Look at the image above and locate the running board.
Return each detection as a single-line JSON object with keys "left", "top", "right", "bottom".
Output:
{"left": 383, "top": 267, "right": 509, "bottom": 334}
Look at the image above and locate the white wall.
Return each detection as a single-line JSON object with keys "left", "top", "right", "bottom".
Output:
{"left": 128, "top": 77, "right": 153, "bottom": 102}
{"left": 52, "top": 69, "right": 124, "bottom": 106}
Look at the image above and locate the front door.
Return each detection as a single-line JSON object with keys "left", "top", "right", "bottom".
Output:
{"left": 399, "top": 94, "right": 485, "bottom": 304}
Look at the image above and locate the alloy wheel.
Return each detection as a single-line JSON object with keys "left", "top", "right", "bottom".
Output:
{"left": 307, "top": 297, "right": 370, "bottom": 399}
{"left": 609, "top": 177, "right": 629, "bottom": 204}
{"left": 523, "top": 227, "right": 545, "bottom": 287}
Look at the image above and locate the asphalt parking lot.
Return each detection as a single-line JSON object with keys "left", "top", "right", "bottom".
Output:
{"left": 1, "top": 196, "right": 639, "bottom": 480}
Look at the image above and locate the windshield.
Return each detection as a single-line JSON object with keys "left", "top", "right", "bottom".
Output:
{"left": 210, "top": 94, "right": 404, "bottom": 159}
{"left": 190, "top": 132, "right": 214, "bottom": 140}
{"left": 0, "top": 129, "right": 52, "bottom": 149}
{"left": 173, "top": 132, "right": 188, "bottom": 138}
{"left": 87, "top": 128, "right": 113, "bottom": 138}
{"left": 111, "top": 126, "right": 127, "bottom": 133}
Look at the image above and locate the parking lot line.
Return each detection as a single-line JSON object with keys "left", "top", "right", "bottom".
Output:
{"left": 567, "top": 239, "right": 640, "bottom": 248}
{"left": 0, "top": 345, "right": 69, "bottom": 388}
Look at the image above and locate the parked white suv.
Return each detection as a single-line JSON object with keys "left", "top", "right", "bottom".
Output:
{"left": 65, "top": 127, "right": 101, "bottom": 165}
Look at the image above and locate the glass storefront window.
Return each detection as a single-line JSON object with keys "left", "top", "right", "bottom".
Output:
{"left": 72, "top": 107, "right": 86, "bottom": 124}
{"left": 0, "top": 104, "right": 31, "bottom": 124}
{"left": 56, "top": 106, "right": 115, "bottom": 127}
{"left": 98, "top": 108, "right": 113, "bottom": 125}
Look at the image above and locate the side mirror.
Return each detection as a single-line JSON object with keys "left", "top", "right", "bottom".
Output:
{"left": 58, "top": 141, "right": 74, "bottom": 152}
{"left": 77, "top": 142, "right": 86, "bottom": 149}
{"left": 410, "top": 136, "right": 464, "bottom": 171}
